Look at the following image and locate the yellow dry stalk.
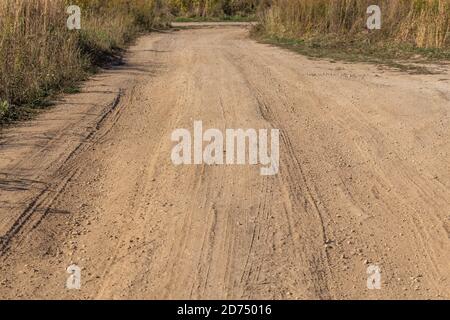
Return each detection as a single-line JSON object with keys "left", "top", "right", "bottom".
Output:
{"left": 261, "top": 0, "right": 449, "bottom": 48}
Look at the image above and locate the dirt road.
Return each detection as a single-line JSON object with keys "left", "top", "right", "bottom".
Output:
{"left": 1, "top": 23, "right": 450, "bottom": 299}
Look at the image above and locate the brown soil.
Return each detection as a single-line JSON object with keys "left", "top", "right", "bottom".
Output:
{"left": 1, "top": 23, "right": 449, "bottom": 299}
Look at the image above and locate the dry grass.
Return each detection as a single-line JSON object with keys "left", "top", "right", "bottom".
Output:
{"left": 168, "top": 0, "right": 259, "bottom": 18}
{"left": 0, "top": 0, "right": 168, "bottom": 123}
{"left": 259, "top": 0, "right": 450, "bottom": 48}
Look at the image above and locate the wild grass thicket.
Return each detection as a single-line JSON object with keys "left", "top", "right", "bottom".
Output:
{"left": 259, "top": 0, "right": 449, "bottom": 48}
{"left": 168, "top": 0, "right": 260, "bottom": 18}
{"left": 0, "top": 0, "right": 167, "bottom": 122}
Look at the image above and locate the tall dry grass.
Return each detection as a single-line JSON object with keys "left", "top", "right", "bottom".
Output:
{"left": 168, "top": 0, "right": 260, "bottom": 17}
{"left": 0, "top": 0, "right": 168, "bottom": 122}
{"left": 0, "top": 0, "right": 79, "bottom": 113}
{"left": 259, "top": 0, "right": 450, "bottom": 48}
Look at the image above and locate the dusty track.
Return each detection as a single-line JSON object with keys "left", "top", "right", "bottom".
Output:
{"left": 1, "top": 23, "right": 450, "bottom": 299}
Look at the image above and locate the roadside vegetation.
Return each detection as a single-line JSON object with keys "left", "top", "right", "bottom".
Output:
{"left": 0, "top": 0, "right": 168, "bottom": 124}
{"left": 168, "top": 0, "right": 260, "bottom": 20}
{"left": 253, "top": 0, "right": 450, "bottom": 72}
{"left": 173, "top": 15, "right": 256, "bottom": 22}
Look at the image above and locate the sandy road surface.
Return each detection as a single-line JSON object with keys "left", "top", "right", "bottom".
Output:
{"left": 1, "top": 23, "right": 450, "bottom": 299}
